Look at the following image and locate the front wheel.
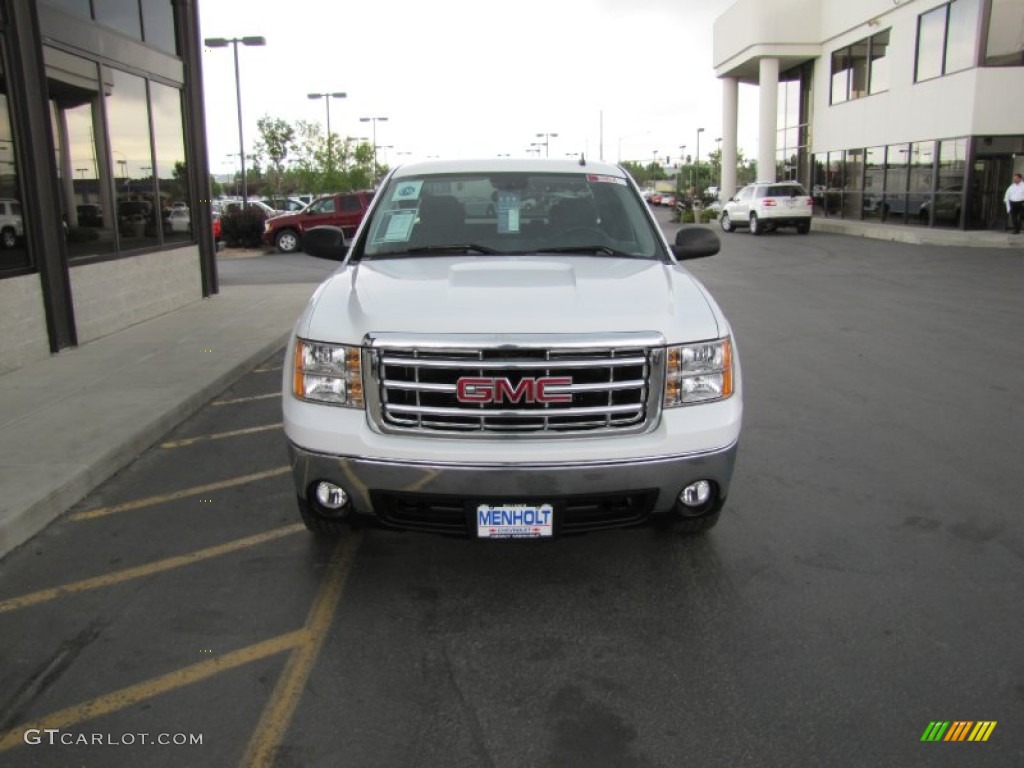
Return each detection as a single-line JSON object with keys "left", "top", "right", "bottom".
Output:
{"left": 720, "top": 213, "right": 734, "bottom": 233}
{"left": 0, "top": 227, "right": 16, "bottom": 249}
{"left": 275, "top": 229, "right": 301, "bottom": 253}
{"left": 749, "top": 213, "right": 763, "bottom": 236}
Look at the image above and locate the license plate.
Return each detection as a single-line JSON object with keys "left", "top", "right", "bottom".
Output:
{"left": 476, "top": 503, "right": 554, "bottom": 539}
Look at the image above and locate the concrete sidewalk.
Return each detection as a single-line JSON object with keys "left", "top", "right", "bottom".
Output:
{"left": 0, "top": 280, "right": 315, "bottom": 558}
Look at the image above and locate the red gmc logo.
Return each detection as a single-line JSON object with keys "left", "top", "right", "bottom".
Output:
{"left": 456, "top": 376, "right": 573, "bottom": 404}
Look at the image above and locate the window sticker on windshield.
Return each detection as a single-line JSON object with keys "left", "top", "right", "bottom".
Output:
{"left": 376, "top": 210, "right": 416, "bottom": 242}
{"left": 496, "top": 191, "right": 521, "bottom": 234}
{"left": 391, "top": 181, "right": 423, "bottom": 203}
{"left": 587, "top": 174, "right": 627, "bottom": 186}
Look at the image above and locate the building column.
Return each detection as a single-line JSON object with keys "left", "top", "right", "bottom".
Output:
{"left": 758, "top": 57, "right": 779, "bottom": 183}
{"left": 721, "top": 77, "right": 738, "bottom": 201}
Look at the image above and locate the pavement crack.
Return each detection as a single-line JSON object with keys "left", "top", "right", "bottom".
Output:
{"left": 0, "top": 619, "right": 105, "bottom": 731}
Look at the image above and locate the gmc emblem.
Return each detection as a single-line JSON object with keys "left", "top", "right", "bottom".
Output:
{"left": 456, "top": 376, "right": 572, "bottom": 404}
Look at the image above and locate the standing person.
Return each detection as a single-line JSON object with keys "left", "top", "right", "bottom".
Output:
{"left": 1005, "top": 172, "right": 1024, "bottom": 234}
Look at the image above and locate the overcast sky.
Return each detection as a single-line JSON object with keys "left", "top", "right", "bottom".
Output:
{"left": 198, "top": 0, "right": 758, "bottom": 173}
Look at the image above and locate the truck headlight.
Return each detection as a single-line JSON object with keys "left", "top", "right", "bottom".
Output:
{"left": 293, "top": 339, "right": 364, "bottom": 408}
{"left": 664, "top": 337, "right": 733, "bottom": 406}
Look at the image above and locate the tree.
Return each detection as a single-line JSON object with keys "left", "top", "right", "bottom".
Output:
{"left": 254, "top": 116, "right": 295, "bottom": 199}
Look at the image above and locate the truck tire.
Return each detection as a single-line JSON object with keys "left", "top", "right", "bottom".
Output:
{"left": 675, "top": 508, "right": 721, "bottom": 534}
{"left": 297, "top": 495, "right": 349, "bottom": 536}
{"left": 275, "top": 229, "right": 301, "bottom": 253}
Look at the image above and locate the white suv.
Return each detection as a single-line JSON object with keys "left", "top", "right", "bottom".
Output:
{"left": 720, "top": 181, "right": 813, "bottom": 235}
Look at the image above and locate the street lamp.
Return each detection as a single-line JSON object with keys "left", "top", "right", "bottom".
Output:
{"left": 204, "top": 35, "right": 266, "bottom": 206}
{"left": 536, "top": 132, "right": 558, "bottom": 157}
{"left": 695, "top": 127, "right": 705, "bottom": 190}
{"left": 308, "top": 91, "right": 347, "bottom": 169}
{"left": 359, "top": 116, "right": 388, "bottom": 180}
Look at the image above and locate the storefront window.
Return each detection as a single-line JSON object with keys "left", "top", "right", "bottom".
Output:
{"left": 908, "top": 141, "right": 936, "bottom": 226}
{"left": 884, "top": 144, "right": 910, "bottom": 224}
{"left": 825, "top": 152, "right": 843, "bottom": 217}
{"left": 842, "top": 149, "right": 864, "bottom": 219}
{"left": 863, "top": 147, "right": 886, "bottom": 221}
{"left": 151, "top": 82, "right": 192, "bottom": 244}
{"left": 105, "top": 68, "right": 157, "bottom": 248}
{"left": 933, "top": 138, "right": 967, "bottom": 228}
{"left": 0, "top": 42, "right": 31, "bottom": 275}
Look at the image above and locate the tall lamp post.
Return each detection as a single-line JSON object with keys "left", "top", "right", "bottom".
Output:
{"left": 359, "top": 116, "right": 388, "bottom": 180}
{"left": 536, "top": 132, "right": 558, "bottom": 157}
{"left": 695, "top": 127, "right": 705, "bottom": 191}
{"left": 204, "top": 35, "right": 266, "bottom": 206}
{"left": 308, "top": 91, "right": 346, "bottom": 170}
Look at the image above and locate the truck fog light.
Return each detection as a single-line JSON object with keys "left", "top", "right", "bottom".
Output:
{"left": 315, "top": 482, "right": 349, "bottom": 511}
{"left": 679, "top": 480, "right": 712, "bottom": 508}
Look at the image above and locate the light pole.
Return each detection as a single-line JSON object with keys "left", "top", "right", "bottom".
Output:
{"left": 204, "top": 35, "right": 266, "bottom": 206}
{"left": 695, "top": 127, "right": 705, "bottom": 191}
{"left": 536, "top": 132, "right": 558, "bottom": 157}
{"left": 359, "top": 116, "right": 388, "bottom": 181}
{"left": 308, "top": 91, "right": 346, "bottom": 170}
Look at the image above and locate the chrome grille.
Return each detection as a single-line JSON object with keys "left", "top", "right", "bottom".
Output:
{"left": 365, "top": 333, "right": 665, "bottom": 437}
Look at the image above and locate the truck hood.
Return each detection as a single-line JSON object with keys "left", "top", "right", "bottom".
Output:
{"left": 300, "top": 256, "right": 722, "bottom": 342}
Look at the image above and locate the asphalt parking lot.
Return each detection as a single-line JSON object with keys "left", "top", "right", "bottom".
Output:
{"left": 0, "top": 216, "right": 1021, "bottom": 767}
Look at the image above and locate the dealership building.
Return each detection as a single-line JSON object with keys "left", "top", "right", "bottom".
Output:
{"left": 0, "top": 0, "right": 213, "bottom": 375}
{"left": 713, "top": 0, "right": 1024, "bottom": 230}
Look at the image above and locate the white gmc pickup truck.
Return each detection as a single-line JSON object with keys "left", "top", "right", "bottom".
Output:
{"left": 283, "top": 158, "right": 742, "bottom": 539}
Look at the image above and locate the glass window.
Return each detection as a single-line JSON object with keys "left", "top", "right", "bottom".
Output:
{"left": 824, "top": 152, "right": 843, "bottom": 217}
{"left": 884, "top": 144, "right": 909, "bottom": 223}
{"left": 46, "top": 48, "right": 116, "bottom": 258}
{"left": 151, "top": 82, "right": 190, "bottom": 244}
{"left": 94, "top": 0, "right": 142, "bottom": 40}
{"left": 985, "top": 0, "right": 1024, "bottom": 65}
{"left": 842, "top": 149, "right": 864, "bottom": 219}
{"left": 41, "top": 0, "right": 91, "bottom": 17}
{"left": 945, "top": 0, "right": 979, "bottom": 72}
{"left": 141, "top": 0, "right": 176, "bottom": 54}
{"left": 812, "top": 153, "right": 827, "bottom": 215}
{"left": 863, "top": 147, "right": 886, "bottom": 221}
{"left": 908, "top": 141, "right": 935, "bottom": 225}
{"left": 916, "top": 5, "right": 947, "bottom": 81}
{"left": 937, "top": 137, "right": 967, "bottom": 190}
{"left": 831, "top": 49, "right": 850, "bottom": 104}
{"left": 106, "top": 68, "right": 157, "bottom": 248}
{"left": 849, "top": 40, "right": 869, "bottom": 99}
{"left": 869, "top": 30, "right": 890, "bottom": 93}
{"left": 0, "top": 43, "right": 31, "bottom": 275}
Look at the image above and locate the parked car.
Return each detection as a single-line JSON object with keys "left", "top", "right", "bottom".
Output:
{"left": 76, "top": 203, "right": 103, "bottom": 227}
{"left": 0, "top": 198, "right": 23, "bottom": 248}
{"left": 262, "top": 191, "right": 375, "bottom": 253}
{"left": 282, "top": 158, "right": 741, "bottom": 538}
{"left": 720, "top": 181, "right": 813, "bottom": 235}
{"left": 165, "top": 207, "right": 191, "bottom": 233}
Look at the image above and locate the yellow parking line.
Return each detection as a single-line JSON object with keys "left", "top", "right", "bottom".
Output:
{"left": 242, "top": 534, "right": 362, "bottom": 768}
{"left": 71, "top": 466, "right": 291, "bottom": 521}
{"left": 160, "top": 422, "right": 283, "bottom": 449}
{"left": 212, "top": 393, "right": 280, "bottom": 406}
{"left": 0, "top": 524, "right": 305, "bottom": 614}
{"left": 0, "top": 629, "right": 306, "bottom": 753}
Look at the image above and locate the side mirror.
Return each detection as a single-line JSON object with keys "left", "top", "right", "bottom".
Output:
{"left": 302, "top": 225, "right": 348, "bottom": 260}
{"left": 671, "top": 227, "right": 720, "bottom": 260}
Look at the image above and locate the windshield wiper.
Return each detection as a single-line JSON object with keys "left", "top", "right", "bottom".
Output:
{"left": 402, "top": 244, "right": 501, "bottom": 255}
{"left": 535, "top": 245, "right": 636, "bottom": 257}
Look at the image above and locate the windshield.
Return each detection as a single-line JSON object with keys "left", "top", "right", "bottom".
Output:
{"left": 357, "top": 171, "right": 665, "bottom": 260}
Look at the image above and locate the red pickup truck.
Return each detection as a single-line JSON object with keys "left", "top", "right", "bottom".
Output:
{"left": 262, "top": 190, "right": 375, "bottom": 253}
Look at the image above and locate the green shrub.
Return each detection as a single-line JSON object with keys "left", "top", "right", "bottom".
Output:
{"left": 221, "top": 206, "right": 268, "bottom": 248}
{"left": 678, "top": 209, "right": 696, "bottom": 224}
{"left": 701, "top": 208, "right": 719, "bottom": 224}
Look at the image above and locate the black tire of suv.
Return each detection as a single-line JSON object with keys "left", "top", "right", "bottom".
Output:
{"left": 1, "top": 227, "right": 16, "bottom": 249}
{"left": 297, "top": 495, "right": 348, "bottom": 536}
{"left": 676, "top": 508, "right": 722, "bottom": 535}
{"left": 275, "top": 229, "right": 301, "bottom": 254}
{"left": 796, "top": 220, "right": 811, "bottom": 235}
{"left": 749, "top": 213, "right": 762, "bottom": 236}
